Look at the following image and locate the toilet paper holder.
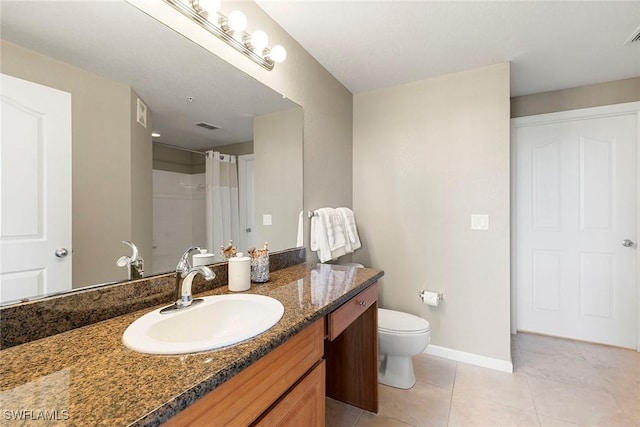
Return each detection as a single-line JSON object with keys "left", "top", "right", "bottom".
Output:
{"left": 419, "top": 290, "right": 443, "bottom": 302}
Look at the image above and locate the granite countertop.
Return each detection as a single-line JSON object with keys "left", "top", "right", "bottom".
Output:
{"left": 0, "top": 263, "right": 383, "bottom": 426}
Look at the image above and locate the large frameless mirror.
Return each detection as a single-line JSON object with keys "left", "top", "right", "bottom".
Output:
{"left": 0, "top": 0, "right": 303, "bottom": 305}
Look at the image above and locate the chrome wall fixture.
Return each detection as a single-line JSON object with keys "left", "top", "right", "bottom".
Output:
{"left": 164, "top": 0, "right": 287, "bottom": 71}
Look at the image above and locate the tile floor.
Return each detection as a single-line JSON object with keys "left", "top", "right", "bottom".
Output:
{"left": 326, "top": 333, "right": 639, "bottom": 426}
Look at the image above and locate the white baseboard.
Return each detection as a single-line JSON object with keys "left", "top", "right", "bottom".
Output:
{"left": 424, "top": 345, "right": 513, "bottom": 373}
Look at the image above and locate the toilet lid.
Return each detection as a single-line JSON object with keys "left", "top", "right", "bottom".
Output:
{"left": 378, "top": 308, "right": 431, "bottom": 333}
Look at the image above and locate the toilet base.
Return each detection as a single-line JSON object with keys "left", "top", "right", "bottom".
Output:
{"left": 378, "top": 354, "right": 417, "bottom": 389}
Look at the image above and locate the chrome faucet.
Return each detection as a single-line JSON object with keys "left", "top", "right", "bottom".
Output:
{"left": 175, "top": 246, "right": 202, "bottom": 275}
{"left": 116, "top": 241, "right": 144, "bottom": 280}
{"left": 161, "top": 247, "right": 216, "bottom": 313}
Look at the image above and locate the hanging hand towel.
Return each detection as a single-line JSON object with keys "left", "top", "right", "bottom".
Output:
{"left": 310, "top": 212, "right": 333, "bottom": 262}
{"left": 311, "top": 208, "right": 349, "bottom": 262}
{"left": 296, "top": 210, "right": 304, "bottom": 247}
{"left": 336, "top": 207, "right": 361, "bottom": 251}
{"left": 318, "top": 208, "right": 346, "bottom": 251}
{"left": 318, "top": 208, "right": 347, "bottom": 260}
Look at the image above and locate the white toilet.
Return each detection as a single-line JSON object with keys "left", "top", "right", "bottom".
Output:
{"left": 378, "top": 308, "right": 431, "bottom": 389}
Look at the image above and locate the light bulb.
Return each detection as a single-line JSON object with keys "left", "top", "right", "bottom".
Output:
{"left": 250, "top": 30, "right": 269, "bottom": 50}
{"left": 269, "top": 45, "right": 287, "bottom": 63}
{"left": 227, "top": 10, "right": 247, "bottom": 32}
{"left": 196, "top": 0, "right": 220, "bottom": 14}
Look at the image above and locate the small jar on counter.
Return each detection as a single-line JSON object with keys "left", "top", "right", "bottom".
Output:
{"left": 249, "top": 243, "right": 269, "bottom": 283}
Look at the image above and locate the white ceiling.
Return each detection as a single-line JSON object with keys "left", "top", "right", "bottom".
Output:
{"left": 2, "top": 0, "right": 637, "bottom": 148}
{"left": 257, "top": 0, "right": 640, "bottom": 96}
{"left": 1, "top": 1, "right": 297, "bottom": 150}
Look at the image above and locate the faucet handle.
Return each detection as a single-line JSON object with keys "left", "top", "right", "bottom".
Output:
{"left": 176, "top": 246, "right": 204, "bottom": 272}
{"left": 116, "top": 255, "right": 130, "bottom": 267}
{"left": 122, "top": 240, "right": 139, "bottom": 261}
{"left": 117, "top": 241, "right": 144, "bottom": 280}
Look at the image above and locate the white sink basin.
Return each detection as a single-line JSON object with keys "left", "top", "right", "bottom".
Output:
{"left": 122, "top": 294, "right": 284, "bottom": 355}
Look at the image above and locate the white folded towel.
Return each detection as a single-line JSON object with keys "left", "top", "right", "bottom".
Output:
{"left": 319, "top": 208, "right": 346, "bottom": 251}
{"left": 310, "top": 207, "right": 361, "bottom": 263}
{"left": 310, "top": 212, "right": 332, "bottom": 262}
{"left": 311, "top": 208, "right": 346, "bottom": 262}
{"left": 296, "top": 210, "right": 304, "bottom": 247}
{"left": 336, "top": 207, "right": 361, "bottom": 250}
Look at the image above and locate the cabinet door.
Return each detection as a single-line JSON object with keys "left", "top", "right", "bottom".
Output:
{"left": 254, "top": 361, "right": 325, "bottom": 427}
{"left": 163, "top": 319, "right": 324, "bottom": 426}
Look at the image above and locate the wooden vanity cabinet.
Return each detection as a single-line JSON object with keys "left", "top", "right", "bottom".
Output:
{"left": 164, "top": 282, "right": 379, "bottom": 426}
{"left": 252, "top": 361, "right": 325, "bottom": 426}
{"left": 163, "top": 319, "right": 325, "bottom": 427}
{"left": 325, "top": 282, "right": 379, "bottom": 413}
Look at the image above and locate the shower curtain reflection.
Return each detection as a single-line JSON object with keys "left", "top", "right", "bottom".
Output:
{"left": 205, "top": 151, "right": 240, "bottom": 259}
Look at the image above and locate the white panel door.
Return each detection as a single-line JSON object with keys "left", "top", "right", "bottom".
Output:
{"left": 515, "top": 105, "right": 638, "bottom": 348}
{"left": 0, "top": 74, "right": 72, "bottom": 303}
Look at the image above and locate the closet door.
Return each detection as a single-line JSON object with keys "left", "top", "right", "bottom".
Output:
{"left": 514, "top": 103, "right": 638, "bottom": 349}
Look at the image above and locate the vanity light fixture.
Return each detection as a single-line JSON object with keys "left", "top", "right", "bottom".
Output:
{"left": 191, "top": 0, "right": 220, "bottom": 14}
{"left": 165, "top": 0, "right": 287, "bottom": 71}
{"left": 226, "top": 10, "right": 247, "bottom": 32}
{"left": 247, "top": 30, "right": 268, "bottom": 51}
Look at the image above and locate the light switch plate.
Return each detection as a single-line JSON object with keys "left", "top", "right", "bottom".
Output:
{"left": 471, "top": 214, "right": 489, "bottom": 230}
{"left": 262, "top": 214, "right": 272, "bottom": 226}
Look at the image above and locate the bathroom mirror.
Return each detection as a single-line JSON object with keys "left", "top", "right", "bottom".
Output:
{"left": 0, "top": 1, "right": 303, "bottom": 304}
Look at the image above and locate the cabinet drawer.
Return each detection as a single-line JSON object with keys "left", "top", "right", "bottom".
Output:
{"left": 163, "top": 318, "right": 324, "bottom": 427}
{"left": 327, "top": 282, "right": 378, "bottom": 341}
{"left": 253, "top": 360, "right": 325, "bottom": 427}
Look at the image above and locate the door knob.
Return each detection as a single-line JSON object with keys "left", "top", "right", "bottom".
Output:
{"left": 55, "top": 248, "right": 69, "bottom": 258}
{"left": 246, "top": 227, "right": 252, "bottom": 232}
{"left": 622, "top": 239, "right": 635, "bottom": 248}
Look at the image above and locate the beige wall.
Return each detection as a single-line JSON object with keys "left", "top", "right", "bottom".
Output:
{"left": 215, "top": 141, "right": 254, "bottom": 157}
{"left": 253, "top": 108, "right": 304, "bottom": 251}
{"left": 153, "top": 142, "right": 253, "bottom": 175}
{"left": 127, "top": 0, "right": 353, "bottom": 261}
{"left": 1, "top": 40, "right": 152, "bottom": 287}
{"left": 511, "top": 77, "right": 640, "bottom": 117}
{"left": 153, "top": 144, "right": 205, "bottom": 174}
{"left": 130, "top": 91, "right": 154, "bottom": 278}
{"left": 353, "top": 63, "right": 512, "bottom": 363}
